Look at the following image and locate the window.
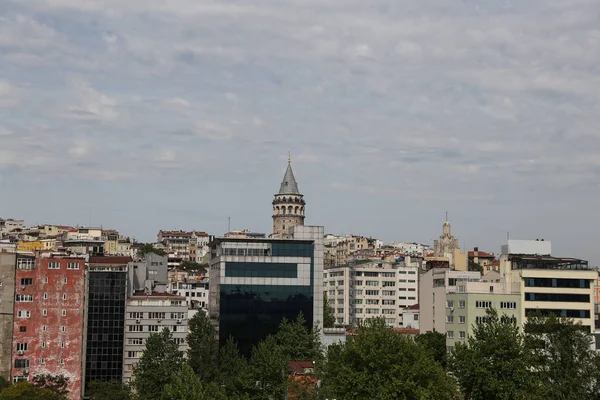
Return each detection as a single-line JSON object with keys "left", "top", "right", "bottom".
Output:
{"left": 382, "top": 309, "right": 395, "bottom": 315}
{"left": 336, "top": 308, "right": 343, "bottom": 313}
{"left": 14, "top": 359, "right": 29, "bottom": 369}
{"left": 20, "top": 278, "right": 33, "bottom": 286}
{"left": 48, "top": 262, "right": 60, "bottom": 269}
{"left": 40, "top": 358, "right": 45, "bottom": 365}
{"left": 42, "top": 342, "right": 46, "bottom": 348}
{"left": 15, "top": 295, "right": 33, "bottom": 302}
{"left": 383, "top": 281, "right": 395, "bottom": 287}
{"left": 382, "top": 299, "right": 395, "bottom": 305}
{"left": 42, "top": 325, "right": 47, "bottom": 332}
{"left": 459, "top": 316, "right": 466, "bottom": 324}
{"left": 148, "top": 325, "right": 159, "bottom": 332}
{"left": 446, "top": 301, "right": 454, "bottom": 309}
{"left": 63, "top": 278, "right": 67, "bottom": 284}
{"left": 16, "top": 343, "right": 28, "bottom": 352}
{"left": 44, "top": 277, "right": 48, "bottom": 284}
{"left": 351, "top": 289, "right": 363, "bottom": 295}
{"left": 130, "top": 312, "right": 144, "bottom": 319}
{"left": 149, "top": 312, "right": 166, "bottom": 319}
{"left": 62, "top": 310, "right": 66, "bottom": 316}
{"left": 476, "top": 301, "right": 492, "bottom": 309}
{"left": 17, "top": 311, "right": 30, "bottom": 319}
{"left": 62, "top": 294, "right": 67, "bottom": 300}
{"left": 67, "top": 262, "right": 79, "bottom": 270}
{"left": 446, "top": 315, "right": 454, "bottom": 323}
{"left": 43, "top": 293, "right": 48, "bottom": 300}
{"left": 525, "top": 293, "right": 589, "bottom": 303}
{"left": 365, "top": 290, "right": 379, "bottom": 296}
{"left": 476, "top": 316, "right": 489, "bottom": 324}
{"left": 42, "top": 309, "right": 47, "bottom": 316}
{"left": 60, "top": 359, "right": 64, "bottom": 365}
{"left": 382, "top": 290, "right": 395, "bottom": 296}
{"left": 414, "top": 314, "right": 419, "bottom": 321}
{"left": 19, "top": 326, "right": 26, "bottom": 333}
{"left": 61, "top": 326, "right": 66, "bottom": 332}
{"left": 366, "top": 299, "right": 379, "bottom": 305}
{"left": 366, "top": 280, "right": 379, "bottom": 286}
{"left": 351, "top": 299, "right": 363, "bottom": 305}
{"left": 128, "top": 338, "right": 144, "bottom": 345}
{"left": 447, "top": 331, "right": 454, "bottom": 339}
{"left": 366, "top": 308, "right": 380, "bottom": 314}
{"left": 129, "top": 325, "right": 143, "bottom": 332}
{"left": 352, "top": 280, "right": 363, "bottom": 286}
{"left": 500, "top": 301, "right": 517, "bottom": 309}
{"left": 459, "top": 331, "right": 466, "bottom": 339}
{"left": 60, "top": 342, "right": 65, "bottom": 349}
{"left": 174, "top": 338, "right": 186, "bottom": 345}
{"left": 459, "top": 300, "right": 466, "bottom": 309}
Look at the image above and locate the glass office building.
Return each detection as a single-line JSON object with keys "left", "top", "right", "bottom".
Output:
{"left": 209, "top": 226, "right": 324, "bottom": 357}
{"left": 84, "top": 257, "right": 129, "bottom": 392}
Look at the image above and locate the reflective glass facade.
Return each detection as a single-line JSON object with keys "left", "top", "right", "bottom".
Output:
{"left": 525, "top": 308, "right": 591, "bottom": 318}
{"left": 525, "top": 278, "right": 591, "bottom": 288}
{"left": 225, "top": 262, "right": 298, "bottom": 278}
{"left": 525, "top": 293, "right": 590, "bottom": 302}
{"left": 85, "top": 271, "right": 127, "bottom": 390}
{"left": 220, "top": 284, "right": 313, "bottom": 357}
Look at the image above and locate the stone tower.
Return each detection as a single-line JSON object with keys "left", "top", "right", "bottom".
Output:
{"left": 433, "top": 214, "right": 459, "bottom": 257}
{"left": 272, "top": 157, "right": 305, "bottom": 238}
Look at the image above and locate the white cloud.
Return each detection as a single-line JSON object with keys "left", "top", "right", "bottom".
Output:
{"left": 0, "top": 80, "right": 20, "bottom": 107}
{"left": 66, "top": 79, "right": 119, "bottom": 121}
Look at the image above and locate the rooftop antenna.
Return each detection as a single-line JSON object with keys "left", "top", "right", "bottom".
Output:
{"left": 288, "top": 151, "right": 291, "bottom": 164}
{"left": 445, "top": 210, "right": 448, "bottom": 221}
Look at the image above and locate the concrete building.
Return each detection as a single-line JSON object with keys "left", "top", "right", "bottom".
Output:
{"left": 0, "top": 253, "right": 16, "bottom": 381}
{"left": 324, "top": 260, "right": 419, "bottom": 328}
{"left": 432, "top": 217, "right": 467, "bottom": 271}
{"left": 85, "top": 256, "right": 130, "bottom": 393}
{"left": 400, "top": 304, "right": 420, "bottom": 329}
{"left": 272, "top": 158, "right": 305, "bottom": 238}
{"left": 0, "top": 219, "right": 24, "bottom": 235}
{"left": 157, "top": 230, "right": 211, "bottom": 264}
{"left": 209, "top": 225, "right": 324, "bottom": 357}
{"left": 419, "top": 268, "right": 481, "bottom": 333}
{"left": 0, "top": 240, "right": 17, "bottom": 253}
{"left": 123, "top": 254, "right": 187, "bottom": 383}
{"left": 445, "top": 279, "right": 520, "bottom": 351}
{"left": 501, "top": 240, "right": 597, "bottom": 331}
{"left": 11, "top": 254, "right": 87, "bottom": 399}
{"left": 168, "top": 278, "right": 209, "bottom": 312}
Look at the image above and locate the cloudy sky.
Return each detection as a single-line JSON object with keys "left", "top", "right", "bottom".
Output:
{"left": 1, "top": 0, "right": 599, "bottom": 263}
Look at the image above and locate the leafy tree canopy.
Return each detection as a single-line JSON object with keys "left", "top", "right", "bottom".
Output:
{"left": 137, "top": 244, "right": 166, "bottom": 257}
{"left": 32, "top": 375, "right": 69, "bottom": 395}
{"left": 178, "top": 261, "right": 208, "bottom": 273}
{"left": 321, "top": 318, "right": 459, "bottom": 400}
{"left": 187, "top": 311, "right": 219, "bottom": 383}
{"left": 323, "top": 294, "right": 335, "bottom": 329}
{"left": 0, "top": 382, "right": 66, "bottom": 400}
{"left": 274, "top": 313, "right": 323, "bottom": 363}
{"left": 86, "top": 380, "right": 132, "bottom": 400}
{"left": 162, "top": 363, "right": 226, "bottom": 400}
{"left": 217, "top": 336, "right": 253, "bottom": 399}
{"left": 133, "top": 328, "right": 184, "bottom": 400}
{"left": 415, "top": 330, "right": 447, "bottom": 367}
{"left": 249, "top": 336, "right": 289, "bottom": 400}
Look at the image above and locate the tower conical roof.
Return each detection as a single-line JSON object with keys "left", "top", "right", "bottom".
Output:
{"left": 278, "top": 162, "right": 300, "bottom": 195}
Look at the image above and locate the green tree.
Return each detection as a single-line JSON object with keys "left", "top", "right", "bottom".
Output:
{"left": 415, "top": 330, "right": 447, "bottom": 367}
{"left": 448, "top": 308, "right": 543, "bottom": 400}
{"left": 323, "top": 294, "right": 335, "bottom": 328}
{"left": 468, "top": 259, "right": 483, "bottom": 272}
{"left": 249, "top": 336, "right": 288, "bottom": 400}
{"left": 137, "top": 244, "right": 166, "bottom": 257}
{"left": 86, "top": 380, "right": 132, "bottom": 400}
{"left": 133, "top": 328, "right": 184, "bottom": 400}
{"left": 162, "top": 363, "right": 225, "bottom": 400}
{"left": 217, "top": 336, "right": 253, "bottom": 399}
{"left": 0, "top": 382, "right": 66, "bottom": 400}
{"left": 321, "top": 318, "right": 459, "bottom": 400}
{"left": 274, "top": 313, "right": 323, "bottom": 362}
{"left": 524, "top": 312, "right": 600, "bottom": 399}
{"left": 187, "top": 312, "right": 219, "bottom": 383}
{"left": 0, "top": 377, "right": 9, "bottom": 391}
{"left": 32, "top": 375, "right": 69, "bottom": 396}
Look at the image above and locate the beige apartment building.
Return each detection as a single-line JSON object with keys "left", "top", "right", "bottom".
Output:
{"left": 324, "top": 260, "right": 419, "bottom": 328}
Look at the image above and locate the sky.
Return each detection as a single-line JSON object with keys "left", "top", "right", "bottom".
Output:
{"left": 1, "top": 0, "right": 599, "bottom": 264}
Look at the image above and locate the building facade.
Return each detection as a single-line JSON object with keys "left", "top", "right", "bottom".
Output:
{"left": 85, "top": 256, "right": 130, "bottom": 393}
{"left": 324, "top": 260, "right": 419, "bottom": 328}
{"left": 419, "top": 268, "right": 481, "bottom": 333}
{"left": 209, "top": 226, "right": 324, "bottom": 357}
{"left": 0, "top": 253, "right": 16, "bottom": 381}
{"left": 445, "top": 279, "right": 520, "bottom": 351}
{"left": 272, "top": 159, "right": 305, "bottom": 238}
{"left": 11, "top": 254, "right": 87, "bottom": 400}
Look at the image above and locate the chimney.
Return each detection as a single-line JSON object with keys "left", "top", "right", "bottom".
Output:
{"left": 474, "top": 247, "right": 479, "bottom": 263}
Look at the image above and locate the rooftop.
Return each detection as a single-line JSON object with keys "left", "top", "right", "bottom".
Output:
{"left": 509, "top": 254, "right": 590, "bottom": 270}
{"left": 89, "top": 256, "right": 132, "bottom": 265}
{"left": 468, "top": 250, "right": 494, "bottom": 258}
{"left": 130, "top": 290, "right": 185, "bottom": 299}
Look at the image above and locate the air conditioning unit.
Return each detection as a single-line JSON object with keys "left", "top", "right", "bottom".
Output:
{"left": 136, "top": 319, "right": 140, "bottom": 324}
{"left": 17, "top": 350, "right": 23, "bottom": 356}
{"left": 176, "top": 319, "right": 182, "bottom": 324}
{"left": 157, "top": 319, "right": 161, "bottom": 323}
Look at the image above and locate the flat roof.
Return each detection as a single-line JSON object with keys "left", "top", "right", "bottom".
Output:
{"left": 209, "top": 237, "right": 315, "bottom": 247}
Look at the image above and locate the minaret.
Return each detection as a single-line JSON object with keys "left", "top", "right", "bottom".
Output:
{"left": 272, "top": 155, "right": 305, "bottom": 238}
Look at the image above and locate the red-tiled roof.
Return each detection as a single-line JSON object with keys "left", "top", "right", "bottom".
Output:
{"left": 407, "top": 303, "right": 419, "bottom": 310}
{"left": 89, "top": 256, "right": 132, "bottom": 264}
{"left": 489, "top": 260, "right": 500, "bottom": 267}
{"left": 468, "top": 251, "right": 494, "bottom": 258}
{"left": 288, "top": 361, "right": 314, "bottom": 375}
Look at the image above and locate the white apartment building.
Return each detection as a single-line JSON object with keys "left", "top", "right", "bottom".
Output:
{"left": 324, "top": 260, "right": 419, "bottom": 328}
{"left": 168, "top": 278, "right": 209, "bottom": 311}
{"left": 419, "top": 268, "right": 481, "bottom": 333}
